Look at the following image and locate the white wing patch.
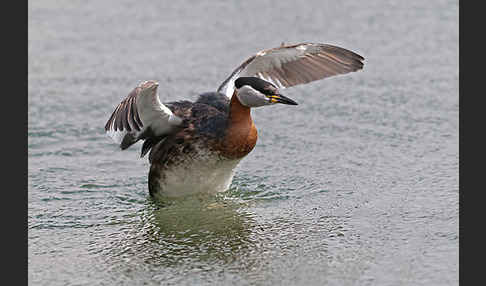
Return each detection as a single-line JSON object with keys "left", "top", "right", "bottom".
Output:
{"left": 104, "top": 80, "right": 182, "bottom": 149}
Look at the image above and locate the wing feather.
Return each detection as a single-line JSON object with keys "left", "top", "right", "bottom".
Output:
{"left": 217, "top": 43, "right": 364, "bottom": 97}
{"left": 128, "top": 96, "right": 141, "bottom": 131}
{"left": 104, "top": 81, "right": 182, "bottom": 150}
{"left": 120, "top": 99, "right": 131, "bottom": 132}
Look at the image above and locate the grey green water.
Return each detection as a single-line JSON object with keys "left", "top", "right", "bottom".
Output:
{"left": 28, "top": 1, "right": 458, "bottom": 285}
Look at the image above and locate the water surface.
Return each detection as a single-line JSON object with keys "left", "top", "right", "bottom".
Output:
{"left": 28, "top": 1, "right": 458, "bottom": 285}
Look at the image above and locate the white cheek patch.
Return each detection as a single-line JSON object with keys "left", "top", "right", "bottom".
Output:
{"left": 236, "top": 86, "right": 271, "bottom": 107}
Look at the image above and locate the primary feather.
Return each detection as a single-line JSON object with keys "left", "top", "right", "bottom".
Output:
{"left": 217, "top": 43, "right": 364, "bottom": 98}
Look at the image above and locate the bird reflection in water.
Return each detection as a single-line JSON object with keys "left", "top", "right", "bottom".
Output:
{"left": 106, "top": 195, "right": 260, "bottom": 270}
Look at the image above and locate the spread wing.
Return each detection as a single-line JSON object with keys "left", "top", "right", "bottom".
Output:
{"left": 104, "top": 80, "right": 182, "bottom": 151}
{"left": 217, "top": 43, "right": 364, "bottom": 98}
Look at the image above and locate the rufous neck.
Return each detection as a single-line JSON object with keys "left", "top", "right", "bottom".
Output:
{"left": 229, "top": 90, "right": 252, "bottom": 124}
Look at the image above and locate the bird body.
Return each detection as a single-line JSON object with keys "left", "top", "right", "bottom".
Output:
{"left": 146, "top": 91, "right": 258, "bottom": 198}
{"left": 104, "top": 43, "right": 364, "bottom": 198}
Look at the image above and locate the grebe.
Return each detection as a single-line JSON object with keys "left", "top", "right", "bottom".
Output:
{"left": 104, "top": 42, "right": 364, "bottom": 198}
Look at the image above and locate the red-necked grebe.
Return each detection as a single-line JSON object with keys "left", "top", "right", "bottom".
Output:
{"left": 104, "top": 42, "right": 364, "bottom": 198}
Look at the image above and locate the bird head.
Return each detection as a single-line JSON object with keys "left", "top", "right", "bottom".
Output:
{"left": 234, "top": 77, "right": 298, "bottom": 107}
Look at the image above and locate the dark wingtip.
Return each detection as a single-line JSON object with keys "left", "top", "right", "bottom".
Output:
{"left": 140, "top": 139, "right": 152, "bottom": 158}
{"left": 120, "top": 133, "right": 137, "bottom": 150}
